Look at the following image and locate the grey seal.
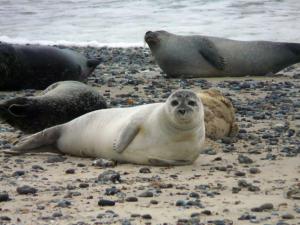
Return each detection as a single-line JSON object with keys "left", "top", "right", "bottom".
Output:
{"left": 145, "top": 30, "right": 300, "bottom": 77}
{"left": 11, "top": 90, "right": 205, "bottom": 166}
{"left": 0, "top": 81, "right": 107, "bottom": 133}
{"left": 0, "top": 42, "right": 101, "bottom": 90}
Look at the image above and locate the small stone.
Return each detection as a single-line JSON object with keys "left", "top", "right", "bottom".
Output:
{"left": 238, "top": 154, "right": 253, "bottom": 164}
{"left": 79, "top": 183, "right": 89, "bottom": 188}
{"left": 238, "top": 212, "right": 256, "bottom": 220}
{"left": 142, "top": 214, "right": 152, "bottom": 219}
{"left": 32, "top": 165, "right": 44, "bottom": 170}
{"left": 98, "top": 170, "right": 121, "bottom": 184}
{"left": 0, "top": 216, "right": 11, "bottom": 221}
{"left": 57, "top": 199, "right": 71, "bottom": 208}
{"left": 16, "top": 185, "right": 37, "bottom": 195}
{"left": 98, "top": 199, "right": 115, "bottom": 206}
{"left": 248, "top": 185, "right": 260, "bottom": 192}
{"left": 176, "top": 200, "right": 186, "bottom": 206}
{"left": 232, "top": 187, "right": 241, "bottom": 193}
{"left": 235, "top": 171, "right": 246, "bottom": 176}
{"left": 251, "top": 203, "right": 273, "bottom": 212}
{"left": 126, "top": 197, "right": 138, "bottom": 202}
{"left": 52, "top": 212, "right": 63, "bottom": 217}
{"left": 139, "top": 167, "right": 151, "bottom": 173}
{"left": 65, "top": 168, "right": 75, "bottom": 174}
{"left": 77, "top": 163, "right": 86, "bottom": 167}
{"left": 45, "top": 155, "right": 66, "bottom": 163}
{"left": 189, "top": 192, "right": 200, "bottom": 198}
{"left": 92, "top": 159, "right": 115, "bottom": 168}
{"left": 281, "top": 213, "right": 294, "bottom": 219}
{"left": 249, "top": 168, "right": 261, "bottom": 174}
{"left": 201, "top": 210, "right": 212, "bottom": 215}
{"left": 150, "top": 200, "right": 158, "bottom": 204}
{"left": 12, "top": 170, "right": 25, "bottom": 176}
{"left": 105, "top": 187, "right": 120, "bottom": 195}
{"left": 138, "top": 191, "right": 153, "bottom": 197}
{"left": 0, "top": 192, "right": 10, "bottom": 202}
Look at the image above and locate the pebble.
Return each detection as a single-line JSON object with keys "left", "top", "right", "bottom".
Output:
{"left": 251, "top": 203, "right": 273, "bottom": 212}
{"left": 98, "top": 170, "right": 121, "bottom": 184}
{"left": 238, "top": 154, "right": 253, "bottom": 164}
{"left": 16, "top": 185, "right": 37, "bottom": 195}
{"left": 92, "top": 158, "right": 115, "bottom": 168}
{"left": 281, "top": 213, "right": 294, "bottom": 219}
{"left": 12, "top": 170, "right": 25, "bottom": 176}
{"left": 105, "top": 187, "right": 120, "bottom": 195}
{"left": 249, "top": 167, "right": 261, "bottom": 174}
{"left": 79, "top": 183, "right": 89, "bottom": 188}
{"left": 139, "top": 167, "right": 151, "bottom": 173}
{"left": 98, "top": 199, "right": 116, "bottom": 206}
{"left": 57, "top": 199, "right": 71, "bottom": 208}
{"left": 65, "top": 168, "right": 75, "bottom": 174}
{"left": 142, "top": 214, "right": 152, "bottom": 219}
{"left": 235, "top": 171, "right": 246, "bottom": 176}
{"left": 44, "top": 155, "right": 66, "bottom": 163}
{"left": 138, "top": 191, "right": 153, "bottom": 197}
{"left": 0, "top": 192, "right": 10, "bottom": 202}
{"left": 126, "top": 197, "right": 138, "bottom": 202}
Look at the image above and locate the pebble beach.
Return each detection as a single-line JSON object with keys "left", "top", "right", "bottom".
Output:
{"left": 0, "top": 46, "right": 299, "bottom": 225}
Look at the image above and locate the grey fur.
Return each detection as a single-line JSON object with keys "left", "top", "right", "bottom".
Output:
{"left": 145, "top": 30, "right": 300, "bottom": 77}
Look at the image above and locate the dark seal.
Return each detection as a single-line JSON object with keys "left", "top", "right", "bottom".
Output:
{"left": 145, "top": 30, "right": 300, "bottom": 77}
{"left": 0, "top": 81, "right": 107, "bottom": 133}
{"left": 0, "top": 42, "right": 101, "bottom": 90}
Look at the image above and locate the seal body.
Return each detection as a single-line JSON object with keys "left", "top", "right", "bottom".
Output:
{"left": 12, "top": 90, "right": 205, "bottom": 166}
{"left": 198, "top": 89, "right": 238, "bottom": 140}
{"left": 145, "top": 30, "right": 300, "bottom": 77}
{"left": 0, "top": 81, "right": 107, "bottom": 133}
{"left": 0, "top": 43, "right": 101, "bottom": 90}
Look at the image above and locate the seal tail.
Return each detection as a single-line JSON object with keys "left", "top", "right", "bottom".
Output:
{"left": 10, "top": 125, "right": 62, "bottom": 154}
{"left": 87, "top": 58, "right": 102, "bottom": 68}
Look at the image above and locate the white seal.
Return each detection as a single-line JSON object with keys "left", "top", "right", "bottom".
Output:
{"left": 12, "top": 90, "right": 205, "bottom": 166}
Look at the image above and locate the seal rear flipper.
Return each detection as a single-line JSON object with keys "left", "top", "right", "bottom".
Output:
{"left": 113, "top": 117, "right": 142, "bottom": 153}
{"left": 86, "top": 58, "right": 102, "bottom": 68}
{"left": 198, "top": 38, "right": 226, "bottom": 70}
{"left": 148, "top": 158, "right": 192, "bottom": 166}
{"left": 12, "top": 125, "right": 62, "bottom": 154}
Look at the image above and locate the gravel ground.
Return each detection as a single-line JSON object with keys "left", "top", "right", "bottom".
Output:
{"left": 0, "top": 46, "right": 299, "bottom": 225}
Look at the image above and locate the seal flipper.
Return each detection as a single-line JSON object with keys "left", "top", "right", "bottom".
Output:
{"left": 148, "top": 158, "right": 191, "bottom": 166}
{"left": 11, "top": 125, "right": 62, "bottom": 154}
{"left": 198, "top": 38, "right": 226, "bottom": 70}
{"left": 113, "top": 118, "right": 142, "bottom": 153}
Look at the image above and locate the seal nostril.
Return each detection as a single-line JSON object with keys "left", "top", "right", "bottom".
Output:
{"left": 178, "top": 109, "right": 186, "bottom": 115}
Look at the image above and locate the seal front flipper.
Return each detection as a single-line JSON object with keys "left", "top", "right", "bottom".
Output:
{"left": 198, "top": 38, "right": 226, "bottom": 70}
{"left": 12, "top": 125, "right": 62, "bottom": 154}
{"left": 148, "top": 158, "right": 192, "bottom": 166}
{"left": 113, "top": 117, "right": 142, "bottom": 153}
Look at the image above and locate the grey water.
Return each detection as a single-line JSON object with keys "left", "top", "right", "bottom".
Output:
{"left": 0, "top": 0, "right": 300, "bottom": 47}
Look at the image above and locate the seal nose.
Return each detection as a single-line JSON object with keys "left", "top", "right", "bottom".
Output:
{"left": 145, "top": 31, "right": 153, "bottom": 36}
{"left": 178, "top": 109, "right": 186, "bottom": 115}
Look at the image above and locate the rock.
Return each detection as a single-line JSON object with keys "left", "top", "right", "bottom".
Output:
{"left": 57, "top": 199, "right": 71, "bottom": 208}
{"left": 98, "top": 199, "right": 115, "bottom": 206}
{"left": 105, "top": 187, "right": 120, "bottom": 195}
{"left": 16, "top": 185, "right": 37, "bottom": 195}
{"left": 52, "top": 212, "right": 63, "bottom": 217}
{"left": 32, "top": 165, "right": 44, "bottom": 170}
{"left": 92, "top": 158, "right": 115, "bottom": 168}
{"left": 0, "top": 192, "right": 10, "bottom": 202}
{"left": 189, "top": 192, "right": 200, "bottom": 198}
{"left": 238, "top": 212, "right": 256, "bottom": 220}
{"left": 235, "top": 171, "right": 246, "bottom": 176}
{"left": 150, "top": 200, "right": 158, "bottom": 204}
{"left": 65, "top": 168, "right": 75, "bottom": 174}
{"left": 126, "top": 197, "right": 138, "bottom": 202}
{"left": 44, "top": 155, "right": 66, "bottom": 163}
{"left": 238, "top": 154, "right": 253, "bottom": 164}
{"left": 249, "top": 167, "right": 261, "bottom": 174}
{"left": 98, "top": 170, "right": 121, "bottom": 184}
{"left": 142, "top": 214, "right": 152, "bottom": 219}
{"left": 201, "top": 210, "right": 212, "bottom": 215}
{"left": 251, "top": 203, "right": 273, "bottom": 212}
{"left": 139, "top": 167, "right": 151, "bottom": 173}
{"left": 0, "top": 216, "right": 11, "bottom": 221}
{"left": 12, "top": 170, "right": 25, "bottom": 176}
{"left": 79, "top": 183, "right": 89, "bottom": 188}
{"left": 281, "top": 213, "right": 294, "bottom": 219}
{"left": 138, "top": 191, "right": 153, "bottom": 197}
{"left": 176, "top": 200, "right": 186, "bottom": 206}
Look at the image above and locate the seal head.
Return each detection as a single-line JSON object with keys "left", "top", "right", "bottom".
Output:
{"left": 165, "top": 90, "right": 203, "bottom": 130}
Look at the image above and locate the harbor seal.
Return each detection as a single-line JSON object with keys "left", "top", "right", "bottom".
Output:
{"left": 0, "top": 42, "right": 101, "bottom": 90}
{"left": 199, "top": 89, "right": 238, "bottom": 140}
{"left": 145, "top": 30, "right": 300, "bottom": 77}
{"left": 11, "top": 90, "right": 205, "bottom": 166}
{"left": 0, "top": 81, "right": 107, "bottom": 133}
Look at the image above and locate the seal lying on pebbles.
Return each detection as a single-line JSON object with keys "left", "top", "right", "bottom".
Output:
{"left": 0, "top": 42, "right": 101, "bottom": 90}
{"left": 0, "top": 81, "right": 107, "bottom": 133}
{"left": 199, "top": 89, "right": 238, "bottom": 140}
{"left": 11, "top": 90, "right": 205, "bottom": 166}
{"left": 145, "top": 30, "right": 300, "bottom": 77}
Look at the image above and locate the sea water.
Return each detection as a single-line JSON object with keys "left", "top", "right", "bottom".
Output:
{"left": 0, "top": 0, "right": 300, "bottom": 47}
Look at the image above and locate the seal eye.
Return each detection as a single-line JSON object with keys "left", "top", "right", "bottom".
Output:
{"left": 188, "top": 101, "right": 196, "bottom": 106}
{"left": 171, "top": 100, "right": 179, "bottom": 107}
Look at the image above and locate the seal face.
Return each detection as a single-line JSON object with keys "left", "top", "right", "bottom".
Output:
{"left": 145, "top": 30, "right": 300, "bottom": 77}
{"left": 12, "top": 90, "right": 205, "bottom": 166}
{"left": 0, "top": 81, "right": 107, "bottom": 133}
{"left": 0, "top": 43, "right": 101, "bottom": 90}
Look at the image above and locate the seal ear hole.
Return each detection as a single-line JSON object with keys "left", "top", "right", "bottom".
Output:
{"left": 171, "top": 100, "right": 179, "bottom": 107}
{"left": 8, "top": 104, "right": 28, "bottom": 117}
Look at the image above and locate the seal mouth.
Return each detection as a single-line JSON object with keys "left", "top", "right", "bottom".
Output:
{"left": 144, "top": 31, "right": 159, "bottom": 45}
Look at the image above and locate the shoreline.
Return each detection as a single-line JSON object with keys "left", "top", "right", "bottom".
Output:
{"left": 0, "top": 46, "right": 299, "bottom": 224}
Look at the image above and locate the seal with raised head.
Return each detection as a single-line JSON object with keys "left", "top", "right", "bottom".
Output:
{"left": 11, "top": 90, "right": 205, "bottom": 166}
{"left": 145, "top": 30, "right": 300, "bottom": 77}
{"left": 199, "top": 89, "right": 238, "bottom": 140}
{"left": 0, "top": 42, "right": 101, "bottom": 90}
{"left": 0, "top": 81, "right": 107, "bottom": 133}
